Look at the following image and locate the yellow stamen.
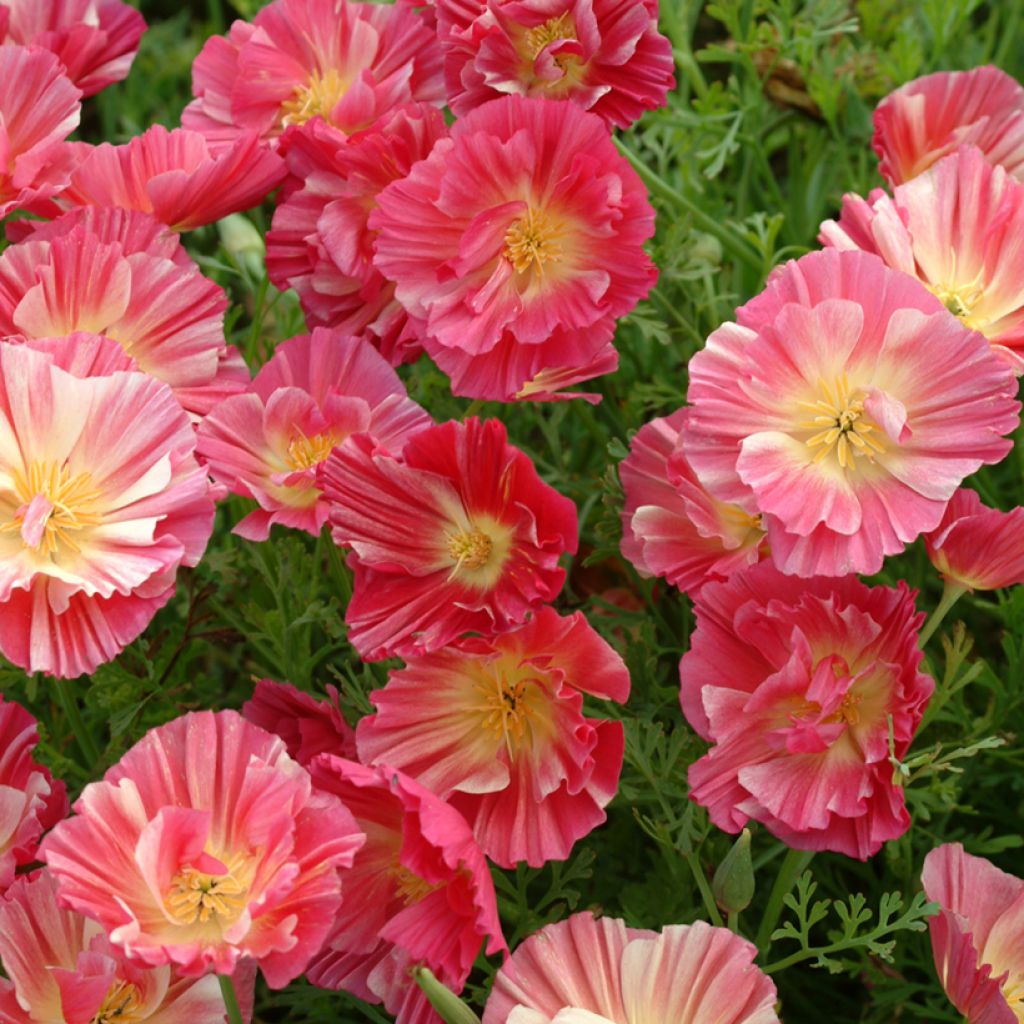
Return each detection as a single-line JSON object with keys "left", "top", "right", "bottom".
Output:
{"left": 166, "top": 857, "right": 248, "bottom": 927}
{"left": 280, "top": 68, "right": 348, "bottom": 128}
{"left": 797, "top": 374, "right": 886, "bottom": 471}
{"left": 287, "top": 432, "right": 336, "bottom": 470}
{"left": 0, "top": 460, "right": 102, "bottom": 555}
{"left": 474, "top": 669, "right": 543, "bottom": 757}
{"left": 392, "top": 864, "right": 441, "bottom": 906}
{"left": 1001, "top": 974, "right": 1024, "bottom": 1021}
{"left": 447, "top": 527, "right": 493, "bottom": 577}
{"left": 504, "top": 208, "right": 563, "bottom": 276}
{"left": 524, "top": 12, "right": 576, "bottom": 59}
{"left": 89, "top": 979, "right": 146, "bottom": 1024}
{"left": 824, "top": 691, "right": 863, "bottom": 727}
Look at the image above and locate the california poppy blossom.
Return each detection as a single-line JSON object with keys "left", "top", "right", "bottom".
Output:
{"left": 680, "top": 562, "right": 932, "bottom": 860}
{"left": 320, "top": 417, "right": 577, "bottom": 660}
{"left": 356, "top": 606, "right": 629, "bottom": 867}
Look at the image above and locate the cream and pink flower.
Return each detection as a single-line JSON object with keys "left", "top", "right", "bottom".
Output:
{"left": 684, "top": 249, "right": 1020, "bottom": 578}
{"left": 183, "top": 0, "right": 444, "bottom": 152}
{"left": 320, "top": 416, "right": 578, "bottom": 661}
{"left": 356, "top": 606, "right": 629, "bottom": 868}
{"left": 619, "top": 408, "right": 766, "bottom": 595}
{"left": 266, "top": 104, "right": 446, "bottom": 366}
{"left": 305, "top": 756, "right": 507, "bottom": 1024}
{"left": 0, "top": 0, "right": 145, "bottom": 96}
{"left": 482, "top": 911, "right": 779, "bottom": 1024}
{"left": 197, "top": 328, "right": 431, "bottom": 541}
{"left": 370, "top": 95, "right": 656, "bottom": 402}
{"left": 40, "top": 710, "right": 365, "bottom": 985}
{"left": 0, "top": 210, "right": 246, "bottom": 420}
{"left": 680, "top": 562, "right": 932, "bottom": 860}
{"left": 0, "top": 870, "right": 240, "bottom": 1024}
{"left": 0, "top": 695, "right": 67, "bottom": 893}
{"left": 59, "top": 125, "right": 286, "bottom": 231}
{"left": 0, "top": 343, "right": 215, "bottom": 678}
{"left": 873, "top": 65, "right": 1024, "bottom": 186}
{"left": 437, "top": 0, "right": 674, "bottom": 128}
{"left": 821, "top": 146, "right": 1024, "bottom": 363}
{"left": 924, "top": 488, "right": 1024, "bottom": 592}
{"left": 922, "top": 843, "right": 1024, "bottom": 1023}
{"left": 0, "top": 44, "right": 80, "bottom": 219}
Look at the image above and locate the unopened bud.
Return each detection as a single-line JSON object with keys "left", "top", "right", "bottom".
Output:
{"left": 217, "top": 213, "right": 265, "bottom": 280}
{"left": 414, "top": 967, "right": 481, "bottom": 1024}
{"left": 712, "top": 828, "right": 754, "bottom": 914}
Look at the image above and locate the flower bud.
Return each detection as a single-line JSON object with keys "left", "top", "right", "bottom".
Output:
{"left": 712, "top": 828, "right": 755, "bottom": 914}
{"left": 217, "top": 213, "right": 265, "bottom": 280}
{"left": 414, "top": 967, "right": 482, "bottom": 1024}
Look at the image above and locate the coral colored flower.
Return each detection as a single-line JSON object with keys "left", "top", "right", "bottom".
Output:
{"left": 482, "top": 912, "right": 779, "bottom": 1024}
{"left": 356, "top": 606, "right": 629, "bottom": 868}
{"left": 60, "top": 125, "right": 286, "bottom": 232}
{"left": 243, "top": 678, "right": 357, "bottom": 764}
{"left": 0, "top": 0, "right": 145, "bottom": 96}
{"left": 0, "top": 695, "right": 67, "bottom": 892}
{"left": 197, "top": 329, "right": 430, "bottom": 541}
{"left": 873, "top": 65, "right": 1024, "bottom": 186}
{"left": 40, "top": 711, "right": 365, "bottom": 985}
{"left": 183, "top": 0, "right": 444, "bottom": 152}
{"left": 370, "top": 95, "right": 656, "bottom": 402}
{"left": 320, "top": 417, "right": 578, "bottom": 661}
{"left": 304, "top": 756, "right": 507, "bottom": 1024}
{"left": 924, "top": 488, "right": 1024, "bottom": 592}
{"left": 0, "top": 45, "right": 80, "bottom": 219}
{"left": 0, "top": 870, "right": 241, "bottom": 1024}
{"left": 0, "top": 344, "right": 215, "bottom": 678}
{"left": 922, "top": 844, "right": 1024, "bottom": 1023}
{"left": 684, "top": 249, "right": 1020, "bottom": 578}
{"left": 19, "top": 331, "right": 137, "bottom": 377}
{"left": 266, "top": 104, "right": 446, "bottom": 366}
{"left": 437, "top": 0, "right": 675, "bottom": 129}
{"left": 0, "top": 212, "right": 245, "bottom": 420}
{"left": 821, "top": 146, "right": 1024, "bottom": 364}
{"left": 619, "top": 408, "right": 766, "bottom": 595}
{"left": 680, "top": 562, "right": 932, "bottom": 860}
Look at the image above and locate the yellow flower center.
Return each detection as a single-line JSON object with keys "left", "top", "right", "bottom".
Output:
{"left": 1002, "top": 974, "right": 1024, "bottom": 1022}
{"left": 474, "top": 667, "right": 547, "bottom": 756}
{"left": 166, "top": 857, "right": 249, "bottom": 927}
{"left": 392, "top": 864, "right": 441, "bottom": 906}
{"left": 927, "top": 270, "right": 988, "bottom": 334}
{"left": 504, "top": 208, "right": 564, "bottom": 276}
{"left": 280, "top": 68, "right": 349, "bottom": 128}
{"left": 447, "top": 527, "right": 493, "bottom": 574}
{"left": 287, "top": 432, "right": 336, "bottom": 470}
{"left": 824, "top": 690, "right": 863, "bottom": 726}
{"left": 89, "top": 980, "right": 145, "bottom": 1024}
{"left": 798, "top": 375, "right": 885, "bottom": 470}
{"left": 524, "top": 12, "right": 577, "bottom": 59}
{"left": 0, "top": 460, "right": 102, "bottom": 555}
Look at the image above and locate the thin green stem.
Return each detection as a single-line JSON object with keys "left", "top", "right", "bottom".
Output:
{"left": 727, "top": 909, "right": 739, "bottom": 933}
{"left": 755, "top": 847, "right": 813, "bottom": 952}
{"left": 53, "top": 677, "right": 101, "bottom": 769}
{"left": 918, "top": 579, "right": 968, "bottom": 648}
{"left": 219, "top": 974, "right": 244, "bottom": 1024}
{"left": 684, "top": 852, "right": 724, "bottom": 928}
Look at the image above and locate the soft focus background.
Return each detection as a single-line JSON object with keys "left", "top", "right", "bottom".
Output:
{"left": 9, "top": 1, "right": 1024, "bottom": 1021}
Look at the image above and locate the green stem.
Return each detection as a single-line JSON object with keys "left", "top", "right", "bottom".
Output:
{"left": 755, "top": 847, "right": 813, "bottom": 952}
{"left": 53, "top": 677, "right": 101, "bottom": 769}
{"left": 727, "top": 909, "right": 739, "bottom": 933}
{"left": 613, "top": 139, "right": 762, "bottom": 273}
{"left": 219, "top": 974, "right": 244, "bottom": 1024}
{"left": 918, "top": 579, "right": 968, "bottom": 648}
{"left": 684, "top": 852, "right": 724, "bottom": 928}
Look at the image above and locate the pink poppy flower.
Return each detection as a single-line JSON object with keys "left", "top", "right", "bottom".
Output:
{"left": 370, "top": 95, "right": 656, "bottom": 402}
{"left": 0, "top": 870, "right": 243, "bottom": 1024}
{"left": 680, "top": 562, "right": 932, "bottom": 860}
{"left": 873, "top": 65, "right": 1024, "bottom": 186}
{"left": 482, "top": 911, "right": 779, "bottom": 1024}
{"left": 922, "top": 843, "right": 1024, "bottom": 1023}
{"left": 0, "top": 343, "right": 215, "bottom": 678}
{"left": 183, "top": 0, "right": 444, "bottom": 152}
{"left": 243, "top": 678, "right": 357, "bottom": 764}
{"left": 59, "top": 125, "right": 286, "bottom": 232}
{"left": 684, "top": 249, "right": 1020, "bottom": 578}
{"left": 619, "top": 408, "right": 766, "bottom": 595}
{"left": 0, "top": 211, "right": 246, "bottom": 420}
{"left": 820, "top": 146, "right": 1024, "bottom": 364}
{"left": 0, "top": 695, "right": 67, "bottom": 893}
{"left": 437, "top": 0, "right": 675, "bottom": 129}
{"left": 197, "top": 329, "right": 430, "bottom": 541}
{"left": 924, "top": 488, "right": 1024, "bottom": 592}
{"left": 304, "top": 756, "right": 507, "bottom": 1024}
{"left": 320, "top": 417, "right": 578, "bottom": 661}
{"left": 0, "top": 44, "right": 80, "bottom": 219}
{"left": 356, "top": 606, "right": 629, "bottom": 868}
{"left": 40, "top": 711, "right": 366, "bottom": 985}
{"left": 266, "top": 104, "right": 446, "bottom": 366}
{"left": 0, "top": 0, "right": 145, "bottom": 96}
